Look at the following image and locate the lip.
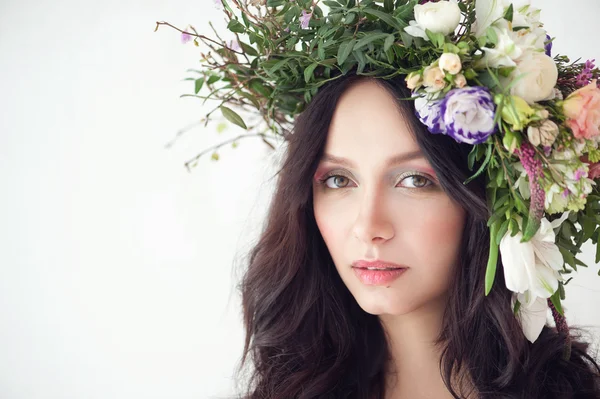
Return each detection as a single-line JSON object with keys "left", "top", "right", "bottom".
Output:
{"left": 352, "top": 260, "right": 407, "bottom": 269}
{"left": 351, "top": 260, "right": 408, "bottom": 286}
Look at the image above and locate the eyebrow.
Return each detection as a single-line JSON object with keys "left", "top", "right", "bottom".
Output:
{"left": 320, "top": 150, "right": 425, "bottom": 168}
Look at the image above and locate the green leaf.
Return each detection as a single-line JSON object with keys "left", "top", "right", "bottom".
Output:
{"left": 344, "top": 12, "right": 357, "bottom": 24}
{"left": 363, "top": 8, "right": 403, "bottom": 30}
{"left": 239, "top": 42, "right": 259, "bottom": 57}
{"left": 486, "top": 26, "right": 498, "bottom": 46}
{"left": 227, "top": 19, "right": 246, "bottom": 34}
{"left": 220, "top": 106, "right": 247, "bottom": 130}
{"left": 384, "top": 0, "right": 394, "bottom": 13}
{"left": 354, "top": 32, "right": 389, "bottom": 51}
{"left": 207, "top": 75, "right": 220, "bottom": 85}
{"left": 513, "top": 299, "right": 521, "bottom": 314}
{"left": 239, "top": 91, "right": 261, "bottom": 109}
{"left": 194, "top": 78, "right": 205, "bottom": 94}
{"left": 596, "top": 240, "right": 600, "bottom": 263}
{"left": 384, "top": 33, "right": 396, "bottom": 52}
{"left": 425, "top": 29, "right": 445, "bottom": 48}
{"left": 495, "top": 219, "right": 509, "bottom": 246}
{"left": 550, "top": 288, "right": 564, "bottom": 316}
{"left": 485, "top": 222, "right": 500, "bottom": 296}
{"left": 318, "top": 40, "right": 326, "bottom": 60}
{"left": 337, "top": 39, "right": 356, "bottom": 64}
{"left": 354, "top": 50, "right": 367, "bottom": 74}
{"left": 504, "top": 3, "right": 514, "bottom": 23}
{"left": 487, "top": 205, "right": 510, "bottom": 227}
{"left": 464, "top": 144, "right": 492, "bottom": 184}
{"left": 304, "top": 62, "right": 319, "bottom": 83}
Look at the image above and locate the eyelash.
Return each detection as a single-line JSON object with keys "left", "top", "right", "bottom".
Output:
{"left": 317, "top": 171, "right": 435, "bottom": 190}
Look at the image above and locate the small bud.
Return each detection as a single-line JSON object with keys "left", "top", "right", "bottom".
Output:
{"left": 454, "top": 73, "right": 467, "bottom": 88}
{"left": 406, "top": 72, "right": 422, "bottom": 90}
{"left": 438, "top": 53, "right": 462, "bottom": 75}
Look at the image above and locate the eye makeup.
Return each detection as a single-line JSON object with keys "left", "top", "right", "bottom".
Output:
{"left": 314, "top": 167, "right": 438, "bottom": 191}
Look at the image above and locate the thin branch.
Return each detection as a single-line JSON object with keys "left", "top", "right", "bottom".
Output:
{"left": 155, "top": 21, "right": 245, "bottom": 55}
{"left": 184, "top": 133, "right": 275, "bottom": 171}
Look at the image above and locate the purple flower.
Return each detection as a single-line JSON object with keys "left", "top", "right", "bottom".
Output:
{"left": 214, "top": 0, "right": 223, "bottom": 9}
{"left": 300, "top": 10, "right": 312, "bottom": 29}
{"left": 181, "top": 32, "right": 192, "bottom": 44}
{"left": 414, "top": 94, "right": 445, "bottom": 134}
{"left": 227, "top": 39, "right": 241, "bottom": 52}
{"left": 439, "top": 86, "right": 496, "bottom": 144}
{"left": 576, "top": 59, "right": 596, "bottom": 88}
{"left": 544, "top": 34, "right": 552, "bottom": 57}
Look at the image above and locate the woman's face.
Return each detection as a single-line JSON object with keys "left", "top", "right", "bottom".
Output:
{"left": 312, "top": 80, "right": 466, "bottom": 316}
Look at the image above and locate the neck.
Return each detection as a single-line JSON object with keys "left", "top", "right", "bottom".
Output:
{"left": 378, "top": 296, "right": 454, "bottom": 399}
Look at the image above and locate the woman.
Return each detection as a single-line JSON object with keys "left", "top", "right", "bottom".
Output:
{"left": 234, "top": 73, "right": 600, "bottom": 398}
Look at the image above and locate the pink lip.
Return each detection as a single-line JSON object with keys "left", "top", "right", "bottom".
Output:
{"left": 351, "top": 260, "right": 408, "bottom": 286}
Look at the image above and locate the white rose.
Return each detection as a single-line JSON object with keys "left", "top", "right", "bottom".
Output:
{"left": 510, "top": 51, "right": 558, "bottom": 104}
{"left": 404, "top": 0, "right": 461, "bottom": 40}
{"left": 439, "top": 53, "right": 462, "bottom": 75}
{"left": 423, "top": 66, "right": 446, "bottom": 92}
{"left": 405, "top": 72, "right": 422, "bottom": 90}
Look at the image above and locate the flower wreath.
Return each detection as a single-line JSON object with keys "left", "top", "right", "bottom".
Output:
{"left": 156, "top": 0, "right": 600, "bottom": 354}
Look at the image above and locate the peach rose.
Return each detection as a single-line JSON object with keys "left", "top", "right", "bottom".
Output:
{"left": 563, "top": 80, "right": 600, "bottom": 139}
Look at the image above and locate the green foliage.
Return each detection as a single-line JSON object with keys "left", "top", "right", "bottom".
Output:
{"left": 157, "top": 0, "right": 600, "bottom": 301}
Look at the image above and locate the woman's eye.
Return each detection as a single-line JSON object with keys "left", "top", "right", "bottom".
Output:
{"left": 398, "top": 174, "right": 433, "bottom": 189}
{"left": 323, "top": 175, "right": 353, "bottom": 189}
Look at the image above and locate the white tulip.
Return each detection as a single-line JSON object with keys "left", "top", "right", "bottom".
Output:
{"left": 474, "top": 0, "right": 533, "bottom": 37}
{"left": 499, "top": 213, "right": 568, "bottom": 301}
{"left": 404, "top": 0, "right": 461, "bottom": 40}
{"left": 514, "top": 294, "right": 549, "bottom": 343}
{"left": 509, "top": 51, "right": 558, "bottom": 104}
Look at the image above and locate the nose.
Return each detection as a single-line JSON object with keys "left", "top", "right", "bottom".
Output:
{"left": 352, "top": 188, "right": 395, "bottom": 244}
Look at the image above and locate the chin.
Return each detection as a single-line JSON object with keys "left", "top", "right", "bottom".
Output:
{"left": 352, "top": 289, "right": 421, "bottom": 316}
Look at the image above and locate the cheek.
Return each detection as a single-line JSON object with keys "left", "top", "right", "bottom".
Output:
{"left": 313, "top": 194, "right": 348, "bottom": 251}
{"left": 406, "top": 199, "right": 465, "bottom": 275}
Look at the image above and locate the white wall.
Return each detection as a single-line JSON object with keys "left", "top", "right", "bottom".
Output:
{"left": 0, "top": 1, "right": 599, "bottom": 398}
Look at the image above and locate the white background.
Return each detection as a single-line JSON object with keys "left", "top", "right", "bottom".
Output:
{"left": 1, "top": 1, "right": 599, "bottom": 398}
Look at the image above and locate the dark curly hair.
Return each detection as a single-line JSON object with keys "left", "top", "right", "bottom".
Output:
{"left": 233, "top": 72, "right": 600, "bottom": 398}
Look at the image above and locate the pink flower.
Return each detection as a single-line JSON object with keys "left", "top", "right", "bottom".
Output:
{"left": 181, "top": 32, "right": 192, "bottom": 44}
{"left": 580, "top": 155, "right": 600, "bottom": 180}
{"left": 300, "top": 10, "right": 312, "bottom": 29}
{"left": 563, "top": 79, "right": 600, "bottom": 139}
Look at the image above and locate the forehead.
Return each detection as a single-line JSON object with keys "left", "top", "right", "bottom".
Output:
{"left": 325, "top": 80, "right": 419, "bottom": 158}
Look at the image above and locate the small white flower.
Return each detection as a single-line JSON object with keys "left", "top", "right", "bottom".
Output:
{"left": 439, "top": 53, "right": 462, "bottom": 75}
{"left": 544, "top": 183, "right": 569, "bottom": 214}
{"left": 404, "top": 0, "right": 461, "bottom": 40}
{"left": 509, "top": 51, "right": 558, "bottom": 104}
{"left": 480, "top": 27, "right": 523, "bottom": 68}
{"left": 406, "top": 72, "right": 422, "bottom": 90}
{"left": 454, "top": 73, "right": 467, "bottom": 88}
{"left": 423, "top": 66, "right": 446, "bottom": 92}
